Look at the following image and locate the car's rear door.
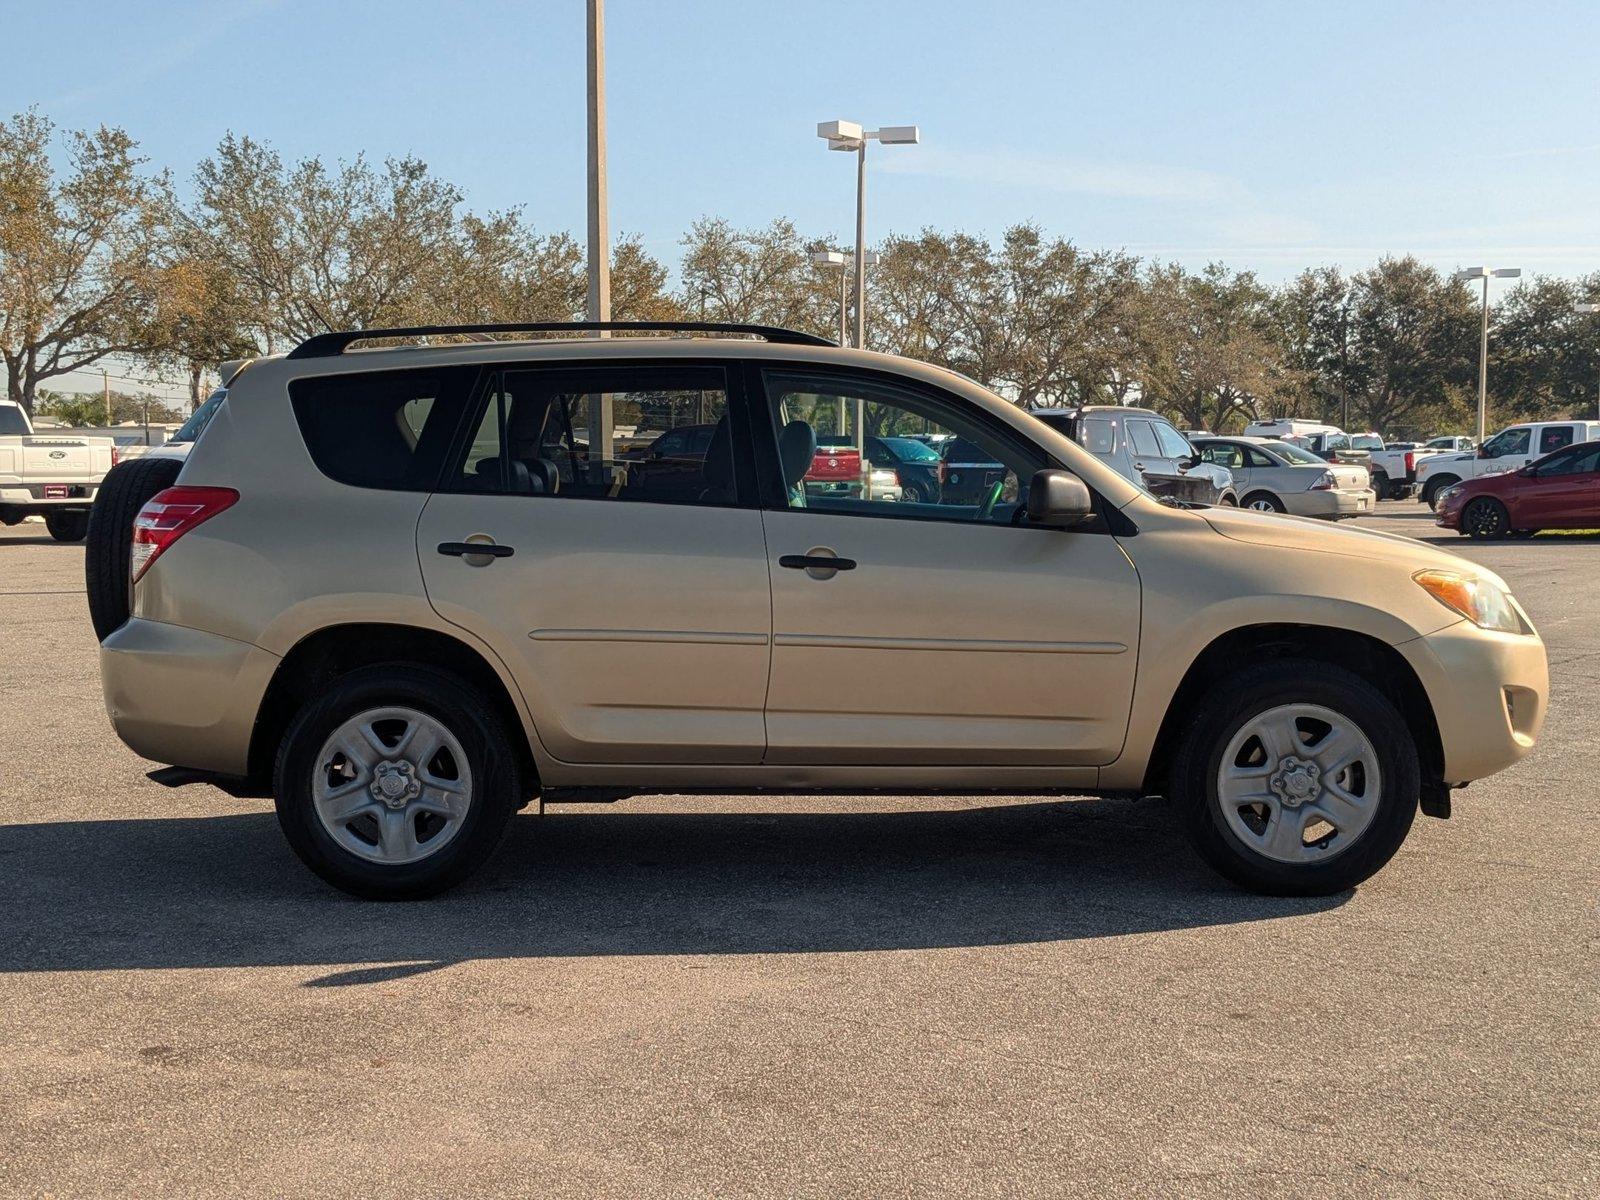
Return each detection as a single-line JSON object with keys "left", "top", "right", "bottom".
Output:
{"left": 417, "top": 362, "right": 773, "bottom": 765}
{"left": 752, "top": 366, "right": 1140, "bottom": 767}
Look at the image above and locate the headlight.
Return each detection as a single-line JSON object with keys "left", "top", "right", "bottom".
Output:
{"left": 1414, "top": 569, "right": 1526, "bottom": 634}
{"left": 1437, "top": 483, "right": 1462, "bottom": 502}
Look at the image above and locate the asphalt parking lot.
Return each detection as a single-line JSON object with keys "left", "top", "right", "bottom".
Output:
{"left": 0, "top": 504, "right": 1594, "bottom": 1198}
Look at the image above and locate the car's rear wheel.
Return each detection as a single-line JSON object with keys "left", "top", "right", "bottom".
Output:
{"left": 85, "top": 456, "right": 184, "bottom": 641}
{"left": 1370, "top": 470, "right": 1391, "bottom": 500}
{"left": 1462, "top": 496, "right": 1510, "bottom": 540}
{"left": 1170, "top": 660, "right": 1419, "bottom": 896}
{"left": 44, "top": 510, "right": 89, "bottom": 542}
{"left": 901, "top": 480, "right": 928, "bottom": 503}
{"left": 1243, "top": 492, "right": 1285, "bottom": 513}
{"left": 274, "top": 665, "right": 520, "bottom": 899}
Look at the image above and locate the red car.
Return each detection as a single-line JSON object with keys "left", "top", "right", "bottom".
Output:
{"left": 1436, "top": 440, "right": 1600, "bottom": 538}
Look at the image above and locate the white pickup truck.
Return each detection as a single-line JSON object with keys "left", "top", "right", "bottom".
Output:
{"left": 0, "top": 400, "right": 119, "bottom": 541}
{"left": 1415, "top": 419, "right": 1600, "bottom": 509}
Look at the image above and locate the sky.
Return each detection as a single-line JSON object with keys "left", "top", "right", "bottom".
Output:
{"left": 5, "top": 0, "right": 1598, "bottom": 312}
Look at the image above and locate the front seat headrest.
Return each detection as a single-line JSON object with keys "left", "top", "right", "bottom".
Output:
{"left": 700, "top": 418, "right": 735, "bottom": 502}
{"left": 779, "top": 420, "right": 817, "bottom": 490}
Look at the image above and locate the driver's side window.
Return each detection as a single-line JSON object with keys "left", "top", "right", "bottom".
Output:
{"left": 758, "top": 370, "right": 1044, "bottom": 526}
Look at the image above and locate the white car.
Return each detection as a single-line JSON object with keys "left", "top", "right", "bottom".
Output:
{"left": 1416, "top": 420, "right": 1600, "bottom": 509}
{"left": 1193, "top": 437, "right": 1374, "bottom": 519}
{"left": 0, "top": 400, "right": 118, "bottom": 541}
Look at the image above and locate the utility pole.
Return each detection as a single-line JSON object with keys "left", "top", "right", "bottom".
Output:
{"left": 585, "top": 0, "right": 613, "bottom": 476}
{"left": 102, "top": 369, "right": 110, "bottom": 425}
{"left": 1453, "top": 266, "right": 1520, "bottom": 443}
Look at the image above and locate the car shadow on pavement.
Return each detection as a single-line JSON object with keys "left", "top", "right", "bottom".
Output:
{"left": 0, "top": 799, "right": 1344, "bottom": 982}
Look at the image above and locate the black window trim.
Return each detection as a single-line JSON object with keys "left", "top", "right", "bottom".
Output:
{"left": 439, "top": 359, "right": 760, "bottom": 509}
{"left": 742, "top": 360, "right": 1130, "bottom": 535}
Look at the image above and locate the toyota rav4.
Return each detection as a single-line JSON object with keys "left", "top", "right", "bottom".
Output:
{"left": 94, "top": 322, "right": 1548, "bottom": 900}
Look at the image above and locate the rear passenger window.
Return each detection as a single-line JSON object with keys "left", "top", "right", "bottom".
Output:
{"left": 447, "top": 365, "right": 737, "bottom": 506}
{"left": 1127, "top": 421, "right": 1162, "bottom": 458}
{"left": 1540, "top": 426, "right": 1575, "bottom": 454}
{"left": 1080, "top": 418, "right": 1116, "bottom": 454}
{"left": 290, "top": 369, "right": 468, "bottom": 490}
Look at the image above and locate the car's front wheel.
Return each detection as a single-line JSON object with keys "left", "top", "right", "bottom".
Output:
{"left": 1170, "top": 660, "right": 1419, "bottom": 896}
{"left": 1462, "top": 496, "right": 1511, "bottom": 539}
{"left": 274, "top": 665, "right": 520, "bottom": 899}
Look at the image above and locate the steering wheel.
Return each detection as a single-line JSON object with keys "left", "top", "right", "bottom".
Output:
{"left": 976, "top": 478, "right": 1005, "bottom": 522}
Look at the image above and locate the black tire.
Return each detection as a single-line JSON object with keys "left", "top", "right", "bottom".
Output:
{"left": 1462, "top": 496, "right": 1510, "bottom": 540}
{"left": 274, "top": 665, "right": 521, "bottom": 900}
{"left": 44, "top": 510, "right": 89, "bottom": 542}
{"left": 1370, "top": 471, "right": 1390, "bottom": 500}
{"left": 1422, "top": 476, "right": 1459, "bottom": 511}
{"left": 85, "top": 456, "right": 183, "bottom": 642}
{"left": 0, "top": 506, "right": 22, "bottom": 526}
{"left": 1169, "top": 660, "right": 1419, "bottom": 896}
{"left": 901, "top": 481, "right": 927, "bottom": 503}
{"left": 1242, "top": 491, "right": 1286, "bottom": 513}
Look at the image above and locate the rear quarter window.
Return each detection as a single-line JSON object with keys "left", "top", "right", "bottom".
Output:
{"left": 289, "top": 368, "right": 469, "bottom": 490}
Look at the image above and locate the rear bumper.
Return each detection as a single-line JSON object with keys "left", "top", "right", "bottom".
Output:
{"left": 100, "top": 618, "right": 280, "bottom": 775}
{"left": 1397, "top": 622, "right": 1548, "bottom": 784}
{"left": 1288, "top": 488, "right": 1376, "bottom": 519}
{"left": 0, "top": 483, "right": 99, "bottom": 508}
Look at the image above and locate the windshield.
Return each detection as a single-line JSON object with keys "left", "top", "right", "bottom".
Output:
{"left": 1263, "top": 440, "right": 1325, "bottom": 465}
{"left": 1352, "top": 434, "right": 1384, "bottom": 450}
{"left": 171, "top": 388, "right": 226, "bottom": 443}
{"left": 879, "top": 436, "right": 940, "bottom": 463}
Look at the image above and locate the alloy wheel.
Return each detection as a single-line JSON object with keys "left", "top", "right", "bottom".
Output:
{"left": 311, "top": 706, "right": 474, "bottom": 865}
{"left": 1215, "top": 703, "right": 1381, "bottom": 864}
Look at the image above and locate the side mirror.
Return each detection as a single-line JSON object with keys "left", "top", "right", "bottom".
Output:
{"left": 1027, "top": 469, "right": 1095, "bottom": 527}
{"left": 1183, "top": 452, "right": 1203, "bottom": 469}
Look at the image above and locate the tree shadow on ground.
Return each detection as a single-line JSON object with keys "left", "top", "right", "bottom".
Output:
{"left": 0, "top": 799, "right": 1343, "bottom": 983}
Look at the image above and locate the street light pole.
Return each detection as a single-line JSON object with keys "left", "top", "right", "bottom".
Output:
{"left": 817, "top": 121, "right": 919, "bottom": 352}
{"left": 585, "top": 0, "right": 612, "bottom": 473}
{"left": 1453, "top": 266, "right": 1520, "bottom": 443}
{"left": 811, "top": 249, "right": 878, "bottom": 348}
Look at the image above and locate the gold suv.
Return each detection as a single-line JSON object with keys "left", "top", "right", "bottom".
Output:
{"left": 95, "top": 322, "right": 1548, "bottom": 899}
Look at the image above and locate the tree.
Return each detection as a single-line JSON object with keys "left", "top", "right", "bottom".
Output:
{"left": 0, "top": 110, "right": 172, "bottom": 417}
{"left": 1345, "top": 257, "right": 1476, "bottom": 436}
{"left": 1272, "top": 266, "right": 1357, "bottom": 424}
{"left": 190, "top": 134, "right": 464, "bottom": 348}
{"left": 678, "top": 218, "right": 833, "bottom": 334}
{"left": 1492, "top": 272, "right": 1600, "bottom": 421}
{"left": 145, "top": 238, "right": 259, "bottom": 409}
{"left": 1135, "top": 263, "right": 1285, "bottom": 432}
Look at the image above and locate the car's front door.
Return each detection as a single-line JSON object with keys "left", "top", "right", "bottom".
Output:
{"left": 1125, "top": 418, "right": 1186, "bottom": 500}
{"left": 1516, "top": 444, "right": 1600, "bottom": 528}
{"left": 752, "top": 367, "right": 1141, "bottom": 766}
{"left": 417, "top": 363, "right": 772, "bottom": 765}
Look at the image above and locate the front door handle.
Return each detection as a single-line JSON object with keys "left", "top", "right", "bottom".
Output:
{"left": 438, "top": 541, "right": 515, "bottom": 559}
{"left": 779, "top": 553, "right": 856, "bottom": 572}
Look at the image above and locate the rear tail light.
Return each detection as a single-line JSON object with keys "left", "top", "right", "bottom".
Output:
{"left": 111, "top": 445, "right": 121, "bottom": 467}
{"left": 938, "top": 461, "right": 948, "bottom": 484}
{"left": 1310, "top": 470, "right": 1338, "bottom": 491}
{"left": 1404, "top": 450, "right": 1416, "bottom": 474}
{"left": 130, "top": 486, "right": 238, "bottom": 583}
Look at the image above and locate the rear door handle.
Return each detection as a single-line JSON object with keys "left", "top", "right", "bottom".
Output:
{"left": 779, "top": 554, "right": 856, "bottom": 572}
{"left": 438, "top": 541, "right": 514, "bottom": 559}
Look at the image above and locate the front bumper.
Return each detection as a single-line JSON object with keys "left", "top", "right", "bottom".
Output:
{"left": 1397, "top": 621, "right": 1548, "bottom": 784}
{"left": 100, "top": 618, "right": 280, "bottom": 775}
{"left": 1289, "top": 487, "right": 1376, "bottom": 519}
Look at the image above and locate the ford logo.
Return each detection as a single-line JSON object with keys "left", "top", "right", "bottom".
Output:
{"left": 49, "top": 450, "right": 66, "bottom": 459}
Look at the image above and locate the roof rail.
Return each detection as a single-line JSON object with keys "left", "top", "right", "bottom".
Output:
{"left": 285, "top": 321, "right": 835, "bottom": 359}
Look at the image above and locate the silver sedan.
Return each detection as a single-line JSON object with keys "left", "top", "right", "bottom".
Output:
{"left": 1193, "top": 437, "right": 1375, "bottom": 519}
